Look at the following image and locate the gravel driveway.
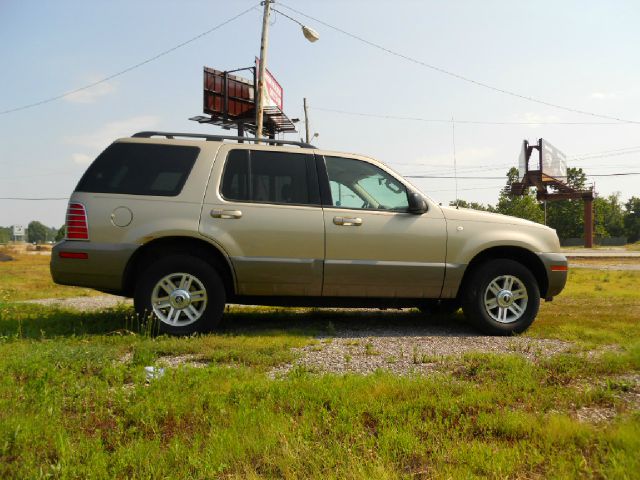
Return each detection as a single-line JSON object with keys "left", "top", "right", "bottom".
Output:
{"left": 270, "top": 322, "right": 573, "bottom": 377}
{"left": 24, "top": 297, "right": 576, "bottom": 377}
{"left": 25, "top": 295, "right": 132, "bottom": 310}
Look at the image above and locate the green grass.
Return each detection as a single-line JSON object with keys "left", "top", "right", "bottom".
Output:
{"left": 0, "top": 255, "right": 639, "bottom": 478}
{"left": 626, "top": 241, "right": 640, "bottom": 252}
{"left": 529, "top": 269, "right": 640, "bottom": 348}
{"left": 0, "top": 252, "right": 98, "bottom": 301}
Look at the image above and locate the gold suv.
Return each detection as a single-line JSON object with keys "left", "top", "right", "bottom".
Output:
{"left": 51, "top": 132, "right": 568, "bottom": 335}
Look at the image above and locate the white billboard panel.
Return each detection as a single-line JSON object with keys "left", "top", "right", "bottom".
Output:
{"left": 518, "top": 140, "right": 527, "bottom": 182}
{"left": 541, "top": 139, "right": 567, "bottom": 180}
{"left": 255, "top": 57, "right": 284, "bottom": 110}
{"left": 12, "top": 225, "right": 25, "bottom": 236}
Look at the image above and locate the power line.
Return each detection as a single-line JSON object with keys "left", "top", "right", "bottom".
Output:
{"left": 568, "top": 144, "right": 640, "bottom": 158}
{"left": 279, "top": 3, "right": 640, "bottom": 125}
{"left": 0, "top": 171, "right": 79, "bottom": 181}
{"left": 590, "top": 172, "right": 640, "bottom": 177}
{"left": 406, "top": 172, "right": 640, "bottom": 179}
{"left": 0, "top": 4, "right": 258, "bottom": 116}
{"left": 427, "top": 185, "right": 504, "bottom": 193}
{"left": 312, "top": 106, "right": 624, "bottom": 126}
{"left": 569, "top": 149, "right": 640, "bottom": 161}
{"left": 0, "top": 197, "right": 68, "bottom": 201}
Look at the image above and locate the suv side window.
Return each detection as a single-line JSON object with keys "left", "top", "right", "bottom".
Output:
{"left": 221, "top": 150, "right": 320, "bottom": 206}
{"left": 325, "top": 156, "right": 409, "bottom": 211}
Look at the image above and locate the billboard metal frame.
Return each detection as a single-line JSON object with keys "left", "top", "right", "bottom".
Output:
{"left": 511, "top": 138, "right": 595, "bottom": 247}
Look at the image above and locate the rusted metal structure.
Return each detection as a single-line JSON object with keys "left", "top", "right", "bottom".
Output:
{"left": 189, "top": 66, "right": 297, "bottom": 139}
{"left": 511, "top": 139, "right": 595, "bottom": 247}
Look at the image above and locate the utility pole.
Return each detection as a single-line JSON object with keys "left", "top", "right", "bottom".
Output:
{"left": 303, "top": 97, "right": 310, "bottom": 144}
{"left": 255, "top": 0, "right": 272, "bottom": 141}
{"left": 584, "top": 198, "right": 594, "bottom": 248}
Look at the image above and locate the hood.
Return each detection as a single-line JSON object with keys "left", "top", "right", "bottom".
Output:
{"left": 439, "top": 205, "right": 550, "bottom": 230}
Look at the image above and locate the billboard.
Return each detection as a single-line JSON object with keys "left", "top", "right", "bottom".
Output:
{"left": 540, "top": 139, "right": 567, "bottom": 180}
{"left": 12, "top": 225, "right": 24, "bottom": 237}
{"left": 203, "top": 67, "right": 255, "bottom": 119}
{"left": 255, "top": 57, "right": 283, "bottom": 110}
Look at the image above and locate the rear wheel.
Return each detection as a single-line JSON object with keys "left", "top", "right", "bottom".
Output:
{"left": 462, "top": 259, "right": 540, "bottom": 335}
{"left": 134, "top": 254, "right": 226, "bottom": 335}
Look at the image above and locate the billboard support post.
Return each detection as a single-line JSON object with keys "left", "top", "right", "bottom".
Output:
{"left": 584, "top": 198, "right": 594, "bottom": 248}
{"left": 303, "top": 97, "right": 310, "bottom": 144}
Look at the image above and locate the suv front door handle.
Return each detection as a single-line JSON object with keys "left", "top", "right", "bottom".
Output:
{"left": 210, "top": 209, "right": 243, "bottom": 219}
{"left": 333, "top": 216, "right": 362, "bottom": 226}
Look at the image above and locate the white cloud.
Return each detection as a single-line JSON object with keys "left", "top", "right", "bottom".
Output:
{"left": 590, "top": 91, "right": 618, "bottom": 100}
{"left": 71, "top": 153, "right": 92, "bottom": 165}
{"left": 64, "top": 80, "right": 115, "bottom": 104}
{"left": 65, "top": 115, "right": 161, "bottom": 164}
{"left": 65, "top": 115, "right": 160, "bottom": 150}
{"left": 514, "top": 112, "right": 562, "bottom": 125}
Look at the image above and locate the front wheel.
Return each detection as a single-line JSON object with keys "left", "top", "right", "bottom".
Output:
{"left": 134, "top": 254, "right": 226, "bottom": 335}
{"left": 462, "top": 259, "right": 540, "bottom": 335}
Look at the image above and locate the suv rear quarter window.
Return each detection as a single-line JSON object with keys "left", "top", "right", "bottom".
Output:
{"left": 76, "top": 142, "right": 199, "bottom": 196}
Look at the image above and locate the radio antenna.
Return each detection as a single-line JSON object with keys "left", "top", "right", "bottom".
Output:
{"left": 452, "top": 116, "right": 459, "bottom": 208}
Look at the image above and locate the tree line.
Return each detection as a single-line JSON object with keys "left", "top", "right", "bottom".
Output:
{"left": 453, "top": 167, "right": 640, "bottom": 242}
{"left": 0, "top": 222, "right": 65, "bottom": 244}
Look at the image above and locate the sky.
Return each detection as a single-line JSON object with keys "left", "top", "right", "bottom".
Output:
{"left": 1, "top": 0, "right": 640, "bottom": 228}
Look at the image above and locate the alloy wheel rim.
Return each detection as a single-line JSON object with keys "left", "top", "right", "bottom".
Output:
{"left": 151, "top": 272, "right": 207, "bottom": 326}
{"left": 483, "top": 274, "right": 528, "bottom": 324}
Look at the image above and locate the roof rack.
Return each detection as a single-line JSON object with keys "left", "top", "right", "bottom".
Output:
{"left": 132, "top": 131, "right": 315, "bottom": 149}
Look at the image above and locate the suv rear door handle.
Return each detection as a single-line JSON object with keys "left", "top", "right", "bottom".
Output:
{"left": 333, "top": 216, "right": 362, "bottom": 226}
{"left": 210, "top": 209, "right": 242, "bottom": 219}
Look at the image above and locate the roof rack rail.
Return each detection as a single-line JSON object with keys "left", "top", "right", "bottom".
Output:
{"left": 132, "top": 131, "right": 315, "bottom": 149}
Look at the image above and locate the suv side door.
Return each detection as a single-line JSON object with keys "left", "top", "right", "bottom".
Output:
{"left": 318, "top": 154, "right": 447, "bottom": 298}
{"left": 200, "top": 145, "right": 324, "bottom": 296}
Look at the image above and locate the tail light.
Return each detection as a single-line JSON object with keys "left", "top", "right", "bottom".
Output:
{"left": 66, "top": 203, "right": 89, "bottom": 240}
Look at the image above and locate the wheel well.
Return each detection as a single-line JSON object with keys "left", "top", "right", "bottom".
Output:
{"left": 459, "top": 246, "right": 548, "bottom": 298}
{"left": 123, "top": 237, "right": 235, "bottom": 298}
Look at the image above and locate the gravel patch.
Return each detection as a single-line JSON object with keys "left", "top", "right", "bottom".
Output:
{"left": 156, "top": 354, "right": 209, "bottom": 369}
{"left": 24, "top": 295, "right": 132, "bottom": 311}
{"left": 270, "top": 324, "right": 573, "bottom": 378}
{"left": 570, "top": 263, "right": 640, "bottom": 271}
{"left": 571, "top": 374, "right": 640, "bottom": 424}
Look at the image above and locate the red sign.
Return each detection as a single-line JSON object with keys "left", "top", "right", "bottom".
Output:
{"left": 255, "top": 57, "right": 283, "bottom": 110}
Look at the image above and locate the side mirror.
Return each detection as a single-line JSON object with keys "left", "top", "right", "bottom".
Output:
{"left": 408, "top": 192, "right": 428, "bottom": 214}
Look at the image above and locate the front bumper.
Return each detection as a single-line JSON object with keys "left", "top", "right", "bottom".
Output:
{"left": 51, "top": 241, "right": 138, "bottom": 293}
{"left": 537, "top": 252, "right": 568, "bottom": 299}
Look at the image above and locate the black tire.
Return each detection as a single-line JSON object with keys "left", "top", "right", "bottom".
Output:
{"left": 461, "top": 258, "right": 540, "bottom": 335}
{"left": 418, "top": 299, "right": 461, "bottom": 316}
{"left": 134, "top": 254, "right": 226, "bottom": 335}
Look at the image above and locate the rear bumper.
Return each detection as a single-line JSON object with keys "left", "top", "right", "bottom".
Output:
{"left": 537, "top": 252, "right": 568, "bottom": 299}
{"left": 51, "top": 241, "right": 138, "bottom": 293}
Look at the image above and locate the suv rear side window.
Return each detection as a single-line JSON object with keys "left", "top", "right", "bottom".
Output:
{"left": 221, "top": 150, "right": 320, "bottom": 205}
{"left": 76, "top": 143, "right": 199, "bottom": 196}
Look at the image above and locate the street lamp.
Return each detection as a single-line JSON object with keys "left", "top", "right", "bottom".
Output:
{"left": 255, "top": 0, "right": 319, "bottom": 140}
